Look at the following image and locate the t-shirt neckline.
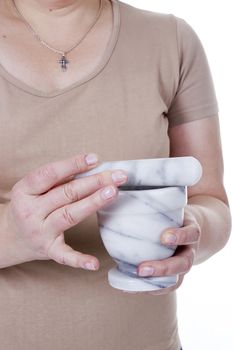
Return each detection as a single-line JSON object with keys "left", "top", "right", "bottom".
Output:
{"left": 0, "top": 0, "right": 121, "bottom": 98}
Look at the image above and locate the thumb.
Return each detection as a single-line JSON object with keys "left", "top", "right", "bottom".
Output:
{"left": 47, "top": 234, "right": 99, "bottom": 270}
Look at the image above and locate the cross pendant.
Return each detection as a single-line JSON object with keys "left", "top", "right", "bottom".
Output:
{"left": 59, "top": 54, "right": 69, "bottom": 71}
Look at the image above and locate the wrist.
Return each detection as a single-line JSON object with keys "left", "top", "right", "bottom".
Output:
{"left": 185, "top": 194, "right": 231, "bottom": 265}
{"left": 0, "top": 203, "right": 34, "bottom": 269}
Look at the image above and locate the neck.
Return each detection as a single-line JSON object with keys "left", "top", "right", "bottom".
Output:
{"left": 10, "top": 0, "right": 103, "bottom": 45}
{"left": 13, "top": 0, "right": 98, "bottom": 15}
{"left": 11, "top": 0, "right": 101, "bottom": 29}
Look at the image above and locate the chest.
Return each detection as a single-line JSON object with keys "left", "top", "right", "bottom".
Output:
{"left": 0, "top": 1, "right": 112, "bottom": 93}
{"left": 0, "top": 76, "right": 170, "bottom": 202}
{"left": 0, "top": 2, "right": 174, "bottom": 201}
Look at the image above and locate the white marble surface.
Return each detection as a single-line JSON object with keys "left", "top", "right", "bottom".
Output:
{"left": 97, "top": 186, "right": 187, "bottom": 292}
{"left": 76, "top": 156, "right": 202, "bottom": 292}
{"left": 75, "top": 156, "right": 202, "bottom": 187}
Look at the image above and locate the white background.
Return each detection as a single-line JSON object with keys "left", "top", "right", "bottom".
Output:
{"left": 122, "top": 1, "right": 233, "bottom": 349}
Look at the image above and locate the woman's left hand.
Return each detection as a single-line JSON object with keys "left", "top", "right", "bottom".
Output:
{"left": 125, "top": 208, "right": 201, "bottom": 295}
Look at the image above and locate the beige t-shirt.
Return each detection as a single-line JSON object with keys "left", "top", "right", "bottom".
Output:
{"left": 0, "top": 1, "right": 218, "bottom": 349}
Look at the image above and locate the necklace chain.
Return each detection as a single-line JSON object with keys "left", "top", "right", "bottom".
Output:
{"left": 11, "top": 0, "right": 104, "bottom": 71}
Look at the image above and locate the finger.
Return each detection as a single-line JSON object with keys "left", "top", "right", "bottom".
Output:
{"left": 16, "top": 153, "right": 100, "bottom": 195}
{"left": 160, "top": 223, "right": 200, "bottom": 246}
{"left": 36, "top": 169, "right": 127, "bottom": 217}
{"left": 43, "top": 184, "right": 118, "bottom": 233}
{"left": 49, "top": 174, "right": 76, "bottom": 188}
{"left": 137, "top": 245, "right": 195, "bottom": 277}
{"left": 47, "top": 234, "right": 99, "bottom": 269}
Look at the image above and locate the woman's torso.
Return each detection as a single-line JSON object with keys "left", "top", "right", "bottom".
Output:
{"left": 0, "top": 1, "right": 181, "bottom": 349}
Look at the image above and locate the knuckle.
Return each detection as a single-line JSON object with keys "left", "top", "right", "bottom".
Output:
{"left": 27, "top": 164, "right": 57, "bottom": 185}
{"left": 95, "top": 174, "right": 106, "bottom": 188}
{"left": 161, "top": 264, "right": 170, "bottom": 276}
{"left": 63, "top": 182, "right": 79, "bottom": 202}
{"left": 178, "top": 230, "right": 187, "bottom": 244}
{"left": 155, "top": 263, "right": 170, "bottom": 276}
{"left": 62, "top": 206, "right": 77, "bottom": 226}
{"left": 194, "top": 226, "right": 201, "bottom": 241}
{"left": 90, "top": 195, "right": 101, "bottom": 211}
{"left": 38, "top": 165, "right": 57, "bottom": 181}
{"left": 183, "top": 255, "right": 193, "bottom": 272}
{"left": 74, "top": 155, "right": 86, "bottom": 172}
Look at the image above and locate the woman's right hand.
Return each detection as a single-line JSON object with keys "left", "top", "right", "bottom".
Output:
{"left": 1, "top": 153, "right": 128, "bottom": 270}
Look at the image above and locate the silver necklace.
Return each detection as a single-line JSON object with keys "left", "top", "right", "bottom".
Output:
{"left": 11, "top": 0, "right": 104, "bottom": 71}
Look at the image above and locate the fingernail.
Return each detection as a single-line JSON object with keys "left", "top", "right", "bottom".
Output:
{"left": 138, "top": 266, "right": 154, "bottom": 276}
{"left": 111, "top": 170, "right": 128, "bottom": 184}
{"left": 85, "top": 153, "right": 98, "bottom": 165}
{"left": 84, "top": 262, "right": 97, "bottom": 270}
{"left": 101, "top": 185, "right": 116, "bottom": 199}
{"left": 163, "top": 232, "right": 176, "bottom": 244}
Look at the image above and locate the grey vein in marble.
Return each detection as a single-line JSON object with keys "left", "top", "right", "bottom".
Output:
{"left": 97, "top": 186, "right": 187, "bottom": 292}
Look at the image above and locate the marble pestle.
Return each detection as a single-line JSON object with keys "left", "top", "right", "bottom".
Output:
{"left": 74, "top": 156, "right": 202, "bottom": 188}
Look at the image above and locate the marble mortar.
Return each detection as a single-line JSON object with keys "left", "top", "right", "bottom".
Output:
{"left": 75, "top": 157, "right": 202, "bottom": 292}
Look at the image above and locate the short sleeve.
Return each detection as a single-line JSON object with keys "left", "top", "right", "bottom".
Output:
{"left": 166, "top": 16, "right": 219, "bottom": 127}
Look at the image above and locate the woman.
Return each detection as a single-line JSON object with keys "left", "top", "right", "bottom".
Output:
{"left": 0, "top": 0, "right": 231, "bottom": 349}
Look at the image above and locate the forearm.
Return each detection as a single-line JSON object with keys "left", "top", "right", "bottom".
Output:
{"left": 185, "top": 194, "right": 232, "bottom": 265}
